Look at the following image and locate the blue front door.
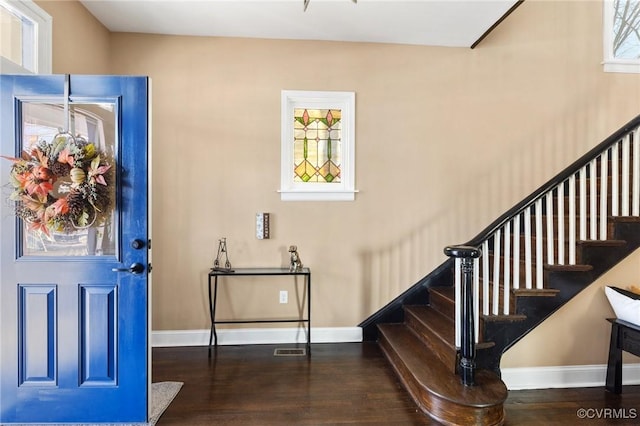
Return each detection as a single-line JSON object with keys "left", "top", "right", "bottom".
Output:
{"left": 0, "top": 75, "right": 149, "bottom": 423}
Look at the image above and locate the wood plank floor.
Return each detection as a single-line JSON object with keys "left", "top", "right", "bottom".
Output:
{"left": 152, "top": 343, "right": 640, "bottom": 425}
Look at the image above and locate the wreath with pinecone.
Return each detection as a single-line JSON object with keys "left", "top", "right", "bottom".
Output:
{"left": 2, "top": 133, "right": 113, "bottom": 237}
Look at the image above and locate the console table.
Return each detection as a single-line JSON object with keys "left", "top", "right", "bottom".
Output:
{"left": 208, "top": 267, "right": 311, "bottom": 356}
{"left": 606, "top": 318, "right": 640, "bottom": 393}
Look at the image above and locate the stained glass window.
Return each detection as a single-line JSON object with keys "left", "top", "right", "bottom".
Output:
{"left": 293, "top": 108, "right": 342, "bottom": 184}
{"left": 280, "top": 90, "right": 356, "bottom": 201}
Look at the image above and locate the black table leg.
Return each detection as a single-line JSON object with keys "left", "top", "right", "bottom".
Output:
{"left": 606, "top": 322, "right": 622, "bottom": 394}
{"left": 208, "top": 275, "right": 219, "bottom": 357}
{"left": 307, "top": 274, "right": 311, "bottom": 356}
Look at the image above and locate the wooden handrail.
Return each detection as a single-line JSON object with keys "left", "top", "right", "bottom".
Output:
{"left": 446, "top": 114, "right": 640, "bottom": 384}
{"left": 464, "top": 114, "right": 640, "bottom": 249}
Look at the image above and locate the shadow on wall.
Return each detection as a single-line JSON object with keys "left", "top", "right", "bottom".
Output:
{"left": 358, "top": 89, "right": 626, "bottom": 318}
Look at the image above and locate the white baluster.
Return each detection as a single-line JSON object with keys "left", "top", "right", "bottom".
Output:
{"left": 590, "top": 159, "right": 597, "bottom": 239}
{"left": 557, "top": 183, "right": 565, "bottom": 265}
{"left": 504, "top": 222, "right": 511, "bottom": 315}
{"left": 535, "top": 199, "right": 543, "bottom": 288}
{"left": 623, "top": 134, "right": 630, "bottom": 216}
{"left": 600, "top": 151, "right": 609, "bottom": 240}
{"left": 482, "top": 240, "right": 489, "bottom": 316}
{"left": 546, "top": 192, "right": 554, "bottom": 265}
{"left": 474, "top": 257, "right": 480, "bottom": 343}
{"left": 513, "top": 213, "right": 521, "bottom": 289}
{"left": 579, "top": 166, "right": 587, "bottom": 241}
{"left": 569, "top": 176, "right": 576, "bottom": 265}
{"left": 613, "top": 142, "right": 619, "bottom": 216}
{"left": 524, "top": 208, "right": 533, "bottom": 289}
{"left": 455, "top": 258, "right": 461, "bottom": 347}
{"left": 633, "top": 129, "right": 639, "bottom": 217}
{"left": 492, "top": 230, "right": 501, "bottom": 315}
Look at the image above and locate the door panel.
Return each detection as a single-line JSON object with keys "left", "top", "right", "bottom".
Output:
{"left": 0, "top": 75, "right": 149, "bottom": 423}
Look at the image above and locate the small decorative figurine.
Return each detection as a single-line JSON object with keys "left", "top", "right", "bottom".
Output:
{"left": 289, "top": 245, "right": 303, "bottom": 272}
{"left": 213, "top": 238, "right": 233, "bottom": 271}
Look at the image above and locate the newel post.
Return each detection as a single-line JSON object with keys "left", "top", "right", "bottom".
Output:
{"left": 444, "top": 245, "right": 481, "bottom": 386}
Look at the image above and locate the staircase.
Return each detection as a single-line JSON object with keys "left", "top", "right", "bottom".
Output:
{"left": 360, "top": 115, "right": 640, "bottom": 426}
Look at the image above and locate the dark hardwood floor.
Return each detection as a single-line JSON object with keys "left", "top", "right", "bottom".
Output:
{"left": 152, "top": 343, "right": 640, "bottom": 425}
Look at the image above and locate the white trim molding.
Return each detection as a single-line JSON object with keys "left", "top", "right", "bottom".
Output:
{"left": 502, "top": 363, "right": 640, "bottom": 390}
{"left": 0, "top": 0, "right": 52, "bottom": 74}
{"left": 280, "top": 90, "right": 357, "bottom": 201}
{"left": 152, "top": 326, "right": 363, "bottom": 347}
{"left": 602, "top": 0, "right": 640, "bottom": 74}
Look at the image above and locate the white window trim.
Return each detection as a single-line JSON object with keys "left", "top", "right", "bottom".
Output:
{"left": 0, "top": 0, "right": 52, "bottom": 74}
{"left": 603, "top": 0, "right": 640, "bottom": 73}
{"left": 279, "top": 90, "right": 357, "bottom": 201}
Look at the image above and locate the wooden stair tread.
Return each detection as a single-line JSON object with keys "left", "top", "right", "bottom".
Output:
{"left": 406, "top": 305, "right": 454, "bottom": 342}
{"left": 378, "top": 323, "right": 508, "bottom": 409}
{"left": 404, "top": 305, "right": 458, "bottom": 371}
{"left": 577, "top": 239, "right": 626, "bottom": 247}
{"left": 610, "top": 216, "right": 640, "bottom": 223}
{"left": 430, "top": 286, "right": 454, "bottom": 300}
{"left": 481, "top": 314, "right": 527, "bottom": 322}
{"left": 407, "top": 305, "right": 496, "bottom": 349}
{"left": 512, "top": 288, "right": 559, "bottom": 297}
{"left": 544, "top": 263, "right": 593, "bottom": 272}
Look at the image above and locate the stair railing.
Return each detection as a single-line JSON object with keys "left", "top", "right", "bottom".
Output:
{"left": 448, "top": 115, "right": 640, "bottom": 350}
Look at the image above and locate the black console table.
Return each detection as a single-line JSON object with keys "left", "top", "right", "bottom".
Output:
{"left": 208, "top": 267, "right": 311, "bottom": 356}
{"left": 606, "top": 318, "right": 640, "bottom": 394}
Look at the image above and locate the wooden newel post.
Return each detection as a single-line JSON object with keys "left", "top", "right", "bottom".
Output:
{"left": 444, "top": 245, "right": 481, "bottom": 386}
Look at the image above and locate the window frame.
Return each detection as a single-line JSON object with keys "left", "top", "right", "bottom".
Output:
{"left": 279, "top": 90, "right": 357, "bottom": 201}
{"left": 0, "top": 0, "right": 52, "bottom": 74}
{"left": 603, "top": 0, "right": 640, "bottom": 73}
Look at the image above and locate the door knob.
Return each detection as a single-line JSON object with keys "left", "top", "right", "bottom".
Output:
{"left": 112, "top": 263, "right": 145, "bottom": 274}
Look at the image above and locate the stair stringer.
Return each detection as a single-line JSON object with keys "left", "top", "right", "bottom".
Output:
{"left": 477, "top": 218, "right": 640, "bottom": 375}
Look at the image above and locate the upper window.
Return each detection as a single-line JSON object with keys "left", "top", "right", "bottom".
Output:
{"left": 280, "top": 90, "right": 357, "bottom": 201}
{"left": 604, "top": 0, "right": 640, "bottom": 73}
{"left": 0, "top": 0, "right": 51, "bottom": 74}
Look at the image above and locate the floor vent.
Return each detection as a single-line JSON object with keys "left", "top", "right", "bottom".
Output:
{"left": 274, "top": 348, "right": 306, "bottom": 357}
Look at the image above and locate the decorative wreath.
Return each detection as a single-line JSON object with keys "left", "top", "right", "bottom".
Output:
{"left": 2, "top": 133, "right": 113, "bottom": 236}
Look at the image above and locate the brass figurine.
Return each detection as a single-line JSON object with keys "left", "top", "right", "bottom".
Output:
{"left": 213, "top": 238, "right": 233, "bottom": 271}
{"left": 289, "top": 245, "right": 303, "bottom": 272}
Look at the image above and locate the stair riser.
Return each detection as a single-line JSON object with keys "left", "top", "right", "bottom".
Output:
{"left": 379, "top": 333, "right": 506, "bottom": 426}
{"left": 405, "top": 311, "right": 457, "bottom": 372}
{"left": 429, "top": 289, "right": 455, "bottom": 319}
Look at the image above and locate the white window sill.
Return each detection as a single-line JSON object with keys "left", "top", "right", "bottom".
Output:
{"left": 278, "top": 189, "right": 358, "bottom": 201}
{"left": 603, "top": 60, "right": 640, "bottom": 74}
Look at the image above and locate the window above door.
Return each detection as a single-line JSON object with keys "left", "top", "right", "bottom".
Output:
{"left": 0, "top": 0, "right": 51, "bottom": 74}
{"left": 603, "top": 0, "right": 640, "bottom": 73}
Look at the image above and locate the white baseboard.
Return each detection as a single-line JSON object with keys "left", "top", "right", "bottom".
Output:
{"left": 502, "top": 363, "right": 640, "bottom": 390}
{"left": 151, "top": 326, "right": 363, "bottom": 347}
{"left": 152, "top": 329, "right": 640, "bottom": 390}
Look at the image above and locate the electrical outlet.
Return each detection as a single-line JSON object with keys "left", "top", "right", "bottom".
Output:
{"left": 279, "top": 290, "right": 288, "bottom": 304}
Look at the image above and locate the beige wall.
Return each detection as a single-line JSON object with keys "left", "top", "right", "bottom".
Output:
{"left": 36, "top": 0, "right": 110, "bottom": 74}
{"left": 39, "top": 0, "right": 640, "bottom": 368}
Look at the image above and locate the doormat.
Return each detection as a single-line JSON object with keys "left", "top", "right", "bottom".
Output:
{"left": 274, "top": 347, "right": 306, "bottom": 356}
{"left": 3, "top": 381, "right": 183, "bottom": 426}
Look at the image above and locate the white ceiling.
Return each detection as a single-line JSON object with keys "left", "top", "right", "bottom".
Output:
{"left": 79, "top": 0, "right": 519, "bottom": 48}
